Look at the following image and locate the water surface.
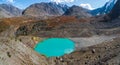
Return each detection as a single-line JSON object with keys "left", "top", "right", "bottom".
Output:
{"left": 34, "top": 38, "right": 75, "bottom": 57}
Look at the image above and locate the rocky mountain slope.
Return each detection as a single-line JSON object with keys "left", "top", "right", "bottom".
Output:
{"left": 64, "top": 5, "right": 91, "bottom": 18}
{"left": 0, "top": 37, "right": 49, "bottom": 65}
{"left": 0, "top": 4, "right": 22, "bottom": 16}
{"left": 91, "top": 0, "right": 120, "bottom": 29}
{"left": 0, "top": 7, "right": 13, "bottom": 18}
{"left": 108, "top": 0, "right": 120, "bottom": 19}
{"left": 0, "top": 2, "right": 91, "bottom": 18}
{"left": 23, "top": 2, "right": 69, "bottom": 17}
{"left": 15, "top": 16, "right": 96, "bottom": 37}
{"left": 0, "top": 4, "right": 22, "bottom": 18}
{"left": 0, "top": 35, "right": 119, "bottom": 65}
{"left": 15, "top": 0, "right": 120, "bottom": 37}
{"left": 91, "top": 0, "right": 117, "bottom": 15}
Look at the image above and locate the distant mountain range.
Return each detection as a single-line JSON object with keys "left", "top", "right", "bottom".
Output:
{"left": 91, "top": 0, "right": 117, "bottom": 16}
{"left": 0, "top": 2, "right": 92, "bottom": 18}
{"left": 15, "top": 0, "right": 120, "bottom": 37}
{"left": 0, "top": 0, "right": 118, "bottom": 18}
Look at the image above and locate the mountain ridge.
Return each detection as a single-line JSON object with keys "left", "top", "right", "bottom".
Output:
{"left": 91, "top": 0, "right": 117, "bottom": 16}
{"left": 22, "top": 2, "right": 69, "bottom": 17}
{"left": 0, "top": 4, "right": 22, "bottom": 18}
{"left": 108, "top": 0, "right": 120, "bottom": 19}
{"left": 64, "top": 5, "right": 92, "bottom": 18}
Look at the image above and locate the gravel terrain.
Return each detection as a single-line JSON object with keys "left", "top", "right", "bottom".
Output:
{"left": 70, "top": 35, "right": 118, "bottom": 49}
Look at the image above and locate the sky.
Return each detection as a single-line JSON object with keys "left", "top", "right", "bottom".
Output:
{"left": 0, "top": 0, "right": 110, "bottom": 10}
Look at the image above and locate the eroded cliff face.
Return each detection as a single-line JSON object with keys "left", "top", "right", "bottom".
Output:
{"left": 0, "top": 37, "right": 48, "bottom": 65}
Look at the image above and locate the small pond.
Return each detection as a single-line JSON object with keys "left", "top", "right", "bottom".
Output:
{"left": 34, "top": 38, "right": 75, "bottom": 57}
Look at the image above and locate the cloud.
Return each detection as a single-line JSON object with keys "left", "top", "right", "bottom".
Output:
{"left": 51, "top": 0, "right": 74, "bottom": 3}
{"left": 3, "top": 0, "right": 14, "bottom": 3}
{"left": 80, "top": 3, "right": 94, "bottom": 10}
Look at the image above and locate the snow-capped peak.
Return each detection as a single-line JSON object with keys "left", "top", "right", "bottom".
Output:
{"left": 106, "top": 0, "right": 117, "bottom": 8}
{"left": 90, "top": 0, "right": 118, "bottom": 16}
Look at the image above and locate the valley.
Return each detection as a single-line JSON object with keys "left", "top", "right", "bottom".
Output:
{"left": 0, "top": 0, "right": 120, "bottom": 65}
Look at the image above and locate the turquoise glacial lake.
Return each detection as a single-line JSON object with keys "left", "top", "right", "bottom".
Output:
{"left": 34, "top": 38, "right": 75, "bottom": 57}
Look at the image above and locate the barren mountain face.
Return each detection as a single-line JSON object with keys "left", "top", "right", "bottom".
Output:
{"left": 0, "top": 4, "right": 22, "bottom": 18}
{"left": 0, "top": 37, "right": 49, "bottom": 65}
{"left": 64, "top": 5, "right": 92, "bottom": 18}
{"left": 23, "top": 2, "right": 69, "bottom": 17}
